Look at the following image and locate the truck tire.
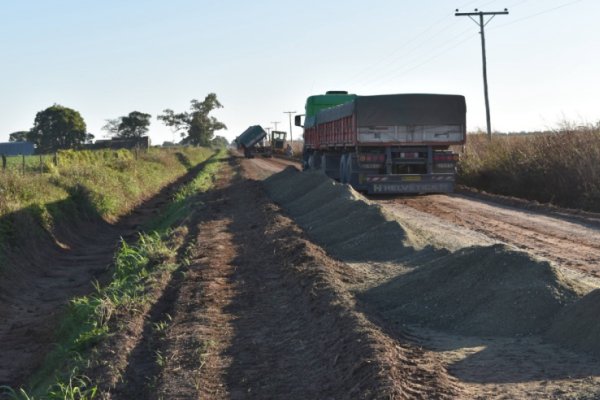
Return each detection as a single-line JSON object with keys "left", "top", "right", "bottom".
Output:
{"left": 339, "top": 154, "right": 347, "bottom": 183}
{"left": 345, "top": 155, "right": 352, "bottom": 185}
{"left": 307, "top": 154, "right": 315, "bottom": 170}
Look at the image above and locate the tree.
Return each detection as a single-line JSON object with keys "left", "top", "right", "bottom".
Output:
{"left": 119, "top": 111, "right": 151, "bottom": 138}
{"left": 9, "top": 131, "right": 30, "bottom": 142}
{"left": 102, "top": 118, "right": 121, "bottom": 137}
{"left": 211, "top": 135, "right": 229, "bottom": 148}
{"left": 102, "top": 111, "right": 152, "bottom": 138}
{"left": 29, "top": 105, "right": 87, "bottom": 152}
{"left": 158, "top": 93, "right": 227, "bottom": 146}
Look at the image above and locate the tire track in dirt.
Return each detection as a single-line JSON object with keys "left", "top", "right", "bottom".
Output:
{"left": 379, "top": 195, "right": 600, "bottom": 278}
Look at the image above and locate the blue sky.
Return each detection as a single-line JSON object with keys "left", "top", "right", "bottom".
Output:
{"left": 1, "top": 0, "right": 598, "bottom": 144}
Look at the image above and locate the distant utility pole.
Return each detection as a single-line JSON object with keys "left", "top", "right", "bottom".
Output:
{"left": 455, "top": 8, "right": 509, "bottom": 140}
{"left": 284, "top": 111, "right": 296, "bottom": 143}
{"left": 271, "top": 121, "right": 280, "bottom": 131}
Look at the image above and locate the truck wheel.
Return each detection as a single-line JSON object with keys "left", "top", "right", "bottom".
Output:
{"left": 345, "top": 156, "right": 352, "bottom": 185}
{"left": 339, "top": 154, "right": 347, "bottom": 183}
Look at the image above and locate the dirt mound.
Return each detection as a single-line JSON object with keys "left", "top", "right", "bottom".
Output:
{"left": 547, "top": 289, "right": 600, "bottom": 357}
{"left": 361, "top": 244, "right": 585, "bottom": 337}
{"left": 264, "top": 169, "right": 427, "bottom": 261}
{"left": 264, "top": 168, "right": 590, "bottom": 340}
{"left": 264, "top": 167, "right": 330, "bottom": 205}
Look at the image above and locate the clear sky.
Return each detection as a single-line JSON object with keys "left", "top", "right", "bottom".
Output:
{"left": 1, "top": 0, "right": 598, "bottom": 145}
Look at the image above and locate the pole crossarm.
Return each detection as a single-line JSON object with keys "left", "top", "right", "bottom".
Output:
{"left": 455, "top": 11, "right": 509, "bottom": 16}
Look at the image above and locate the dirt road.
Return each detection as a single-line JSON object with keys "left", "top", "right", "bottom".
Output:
{"left": 378, "top": 194, "right": 600, "bottom": 280}
{"left": 94, "top": 157, "right": 458, "bottom": 399}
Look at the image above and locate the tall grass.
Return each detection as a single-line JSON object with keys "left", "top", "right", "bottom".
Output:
{"left": 458, "top": 123, "right": 600, "bottom": 211}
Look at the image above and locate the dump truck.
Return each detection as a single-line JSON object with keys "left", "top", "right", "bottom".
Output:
{"left": 296, "top": 92, "right": 466, "bottom": 194}
{"left": 236, "top": 125, "right": 268, "bottom": 158}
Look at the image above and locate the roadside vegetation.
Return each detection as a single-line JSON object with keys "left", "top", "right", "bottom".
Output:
{"left": 0, "top": 150, "right": 226, "bottom": 399}
{"left": 458, "top": 122, "right": 600, "bottom": 212}
{"left": 0, "top": 147, "right": 212, "bottom": 244}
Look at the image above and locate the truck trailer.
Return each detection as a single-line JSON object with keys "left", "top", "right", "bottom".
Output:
{"left": 236, "top": 125, "right": 268, "bottom": 158}
{"left": 296, "top": 92, "right": 466, "bottom": 194}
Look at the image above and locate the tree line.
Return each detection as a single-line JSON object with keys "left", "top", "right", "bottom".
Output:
{"left": 8, "top": 93, "right": 228, "bottom": 153}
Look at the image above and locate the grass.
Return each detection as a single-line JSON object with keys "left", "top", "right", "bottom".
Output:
{"left": 0, "top": 147, "right": 213, "bottom": 269}
{"left": 147, "top": 149, "right": 227, "bottom": 232}
{"left": 458, "top": 123, "right": 600, "bottom": 212}
{"left": 1, "top": 369, "right": 97, "bottom": 400}
{"left": 7, "top": 149, "right": 226, "bottom": 399}
{"left": 24, "top": 231, "right": 178, "bottom": 397}
{"left": 0, "top": 147, "right": 213, "bottom": 219}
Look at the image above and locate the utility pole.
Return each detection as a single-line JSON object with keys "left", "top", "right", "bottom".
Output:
{"left": 455, "top": 8, "right": 508, "bottom": 140}
{"left": 271, "top": 121, "right": 280, "bottom": 131}
{"left": 264, "top": 126, "right": 272, "bottom": 145}
{"left": 284, "top": 111, "right": 296, "bottom": 144}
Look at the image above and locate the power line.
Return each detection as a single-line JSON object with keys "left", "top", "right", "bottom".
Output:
{"left": 362, "top": 33, "right": 478, "bottom": 90}
{"left": 338, "top": 18, "right": 459, "bottom": 87}
{"left": 337, "top": 1, "right": 510, "bottom": 90}
{"left": 356, "top": 25, "right": 475, "bottom": 89}
{"left": 490, "top": 0, "right": 582, "bottom": 30}
{"left": 337, "top": 5, "right": 481, "bottom": 88}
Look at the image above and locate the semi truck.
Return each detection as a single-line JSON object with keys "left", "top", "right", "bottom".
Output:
{"left": 236, "top": 125, "right": 268, "bottom": 158}
{"left": 295, "top": 91, "right": 466, "bottom": 194}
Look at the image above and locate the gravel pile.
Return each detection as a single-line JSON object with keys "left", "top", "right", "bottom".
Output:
{"left": 264, "top": 167, "right": 596, "bottom": 348}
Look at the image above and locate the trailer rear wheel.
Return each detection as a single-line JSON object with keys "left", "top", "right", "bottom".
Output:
{"left": 339, "top": 154, "right": 347, "bottom": 183}
{"left": 307, "top": 154, "right": 315, "bottom": 170}
{"left": 345, "top": 154, "right": 356, "bottom": 186}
